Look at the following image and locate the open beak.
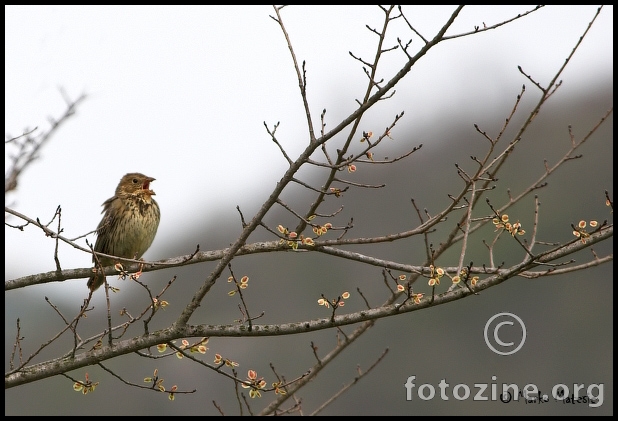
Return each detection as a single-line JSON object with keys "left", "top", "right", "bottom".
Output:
{"left": 143, "top": 177, "right": 156, "bottom": 195}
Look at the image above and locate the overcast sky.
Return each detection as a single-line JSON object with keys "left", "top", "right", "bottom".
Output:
{"left": 5, "top": 5, "right": 613, "bottom": 291}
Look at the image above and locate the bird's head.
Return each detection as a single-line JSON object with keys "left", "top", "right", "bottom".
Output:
{"left": 116, "top": 173, "right": 156, "bottom": 197}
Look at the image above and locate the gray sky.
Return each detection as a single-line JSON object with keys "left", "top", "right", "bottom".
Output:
{"left": 5, "top": 7, "right": 612, "bottom": 290}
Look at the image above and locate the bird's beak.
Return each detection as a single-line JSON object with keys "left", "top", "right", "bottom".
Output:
{"left": 143, "top": 177, "right": 156, "bottom": 195}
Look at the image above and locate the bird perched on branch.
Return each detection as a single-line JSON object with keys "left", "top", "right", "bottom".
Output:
{"left": 87, "top": 173, "right": 161, "bottom": 291}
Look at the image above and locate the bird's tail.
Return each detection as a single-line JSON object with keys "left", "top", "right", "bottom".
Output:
{"left": 87, "top": 271, "right": 107, "bottom": 291}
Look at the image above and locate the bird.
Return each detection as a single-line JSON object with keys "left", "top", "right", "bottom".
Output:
{"left": 87, "top": 173, "right": 161, "bottom": 292}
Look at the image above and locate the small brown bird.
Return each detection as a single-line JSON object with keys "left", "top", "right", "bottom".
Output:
{"left": 87, "top": 173, "right": 161, "bottom": 291}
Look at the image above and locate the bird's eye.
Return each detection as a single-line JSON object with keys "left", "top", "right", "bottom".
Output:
{"left": 132, "top": 178, "right": 139, "bottom": 184}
